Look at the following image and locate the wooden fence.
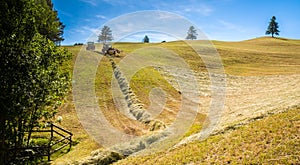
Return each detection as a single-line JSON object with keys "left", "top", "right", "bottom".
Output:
{"left": 9, "top": 123, "right": 73, "bottom": 162}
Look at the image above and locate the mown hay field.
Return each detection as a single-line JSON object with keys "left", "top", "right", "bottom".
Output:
{"left": 53, "top": 37, "right": 300, "bottom": 164}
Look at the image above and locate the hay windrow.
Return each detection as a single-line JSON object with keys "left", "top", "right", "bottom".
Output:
{"left": 110, "top": 58, "right": 165, "bottom": 130}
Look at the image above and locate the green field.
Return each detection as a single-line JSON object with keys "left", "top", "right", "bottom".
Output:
{"left": 52, "top": 37, "right": 300, "bottom": 164}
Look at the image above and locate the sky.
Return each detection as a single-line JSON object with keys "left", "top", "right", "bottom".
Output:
{"left": 52, "top": 0, "right": 300, "bottom": 45}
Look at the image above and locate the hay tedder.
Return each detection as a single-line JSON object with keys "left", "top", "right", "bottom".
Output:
{"left": 102, "top": 43, "right": 121, "bottom": 56}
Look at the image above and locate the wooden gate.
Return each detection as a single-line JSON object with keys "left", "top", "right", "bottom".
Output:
{"left": 9, "top": 123, "right": 73, "bottom": 162}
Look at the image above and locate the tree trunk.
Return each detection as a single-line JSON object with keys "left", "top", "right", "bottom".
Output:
{"left": 0, "top": 116, "right": 8, "bottom": 164}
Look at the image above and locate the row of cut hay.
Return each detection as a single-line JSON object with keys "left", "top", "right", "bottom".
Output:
{"left": 109, "top": 58, "right": 166, "bottom": 131}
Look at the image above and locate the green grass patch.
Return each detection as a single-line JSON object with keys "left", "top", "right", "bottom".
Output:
{"left": 183, "top": 113, "right": 206, "bottom": 138}
{"left": 130, "top": 66, "right": 179, "bottom": 107}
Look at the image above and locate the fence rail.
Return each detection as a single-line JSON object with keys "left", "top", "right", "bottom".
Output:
{"left": 9, "top": 123, "right": 73, "bottom": 162}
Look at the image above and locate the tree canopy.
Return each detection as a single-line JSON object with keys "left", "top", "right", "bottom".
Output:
{"left": 98, "top": 25, "right": 113, "bottom": 43}
{"left": 266, "top": 16, "right": 280, "bottom": 37}
{"left": 143, "top": 35, "right": 150, "bottom": 43}
{"left": 0, "top": 0, "right": 70, "bottom": 163}
{"left": 186, "top": 26, "right": 198, "bottom": 40}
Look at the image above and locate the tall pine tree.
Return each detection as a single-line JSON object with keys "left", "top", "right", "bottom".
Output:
{"left": 186, "top": 26, "right": 198, "bottom": 40}
{"left": 143, "top": 35, "right": 149, "bottom": 43}
{"left": 35, "top": 0, "right": 65, "bottom": 44}
{"left": 266, "top": 16, "right": 280, "bottom": 37}
{"left": 98, "top": 26, "right": 113, "bottom": 43}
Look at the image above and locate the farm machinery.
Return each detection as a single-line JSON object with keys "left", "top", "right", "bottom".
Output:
{"left": 102, "top": 43, "right": 121, "bottom": 56}
{"left": 86, "top": 41, "right": 95, "bottom": 50}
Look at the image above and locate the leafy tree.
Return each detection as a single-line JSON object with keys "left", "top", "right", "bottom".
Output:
{"left": 186, "top": 26, "right": 198, "bottom": 40}
{"left": 143, "top": 35, "right": 150, "bottom": 43}
{"left": 266, "top": 16, "right": 280, "bottom": 37}
{"left": 98, "top": 25, "right": 113, "bottom": 43}
{"left": 0, "top": 0, "right": 70, "bottom": 163}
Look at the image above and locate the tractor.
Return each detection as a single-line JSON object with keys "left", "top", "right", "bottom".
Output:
{"left": 86, "top": 42, "right": 95, "bottom": 50}
{"left": 102, "top": 43, "right": 121, "bottom": 56}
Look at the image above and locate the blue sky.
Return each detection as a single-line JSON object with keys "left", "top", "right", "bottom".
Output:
{"left": 52, "top": 0, "right": 300, "bottom": 45}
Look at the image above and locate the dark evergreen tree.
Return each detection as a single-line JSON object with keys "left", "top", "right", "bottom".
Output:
{"left": 98, "top": 26, "right": 113, "bottom": 43}
{"left": 35, "top": 0, "right": 65, "bottom": 44}
{"left": 266, "top": 16, "right": 280, "bottom": 37}
{"left": 186, "top": 26, "right": 198, "bottom": 40}
{"left": 143, "top": 35, "right": 150, "bottom": 43}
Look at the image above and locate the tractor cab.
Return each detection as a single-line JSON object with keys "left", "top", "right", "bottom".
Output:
{"left": 102, "top": 43, "right": 112, "bottom": 54}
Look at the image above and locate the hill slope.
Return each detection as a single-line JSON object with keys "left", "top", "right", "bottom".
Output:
{"left": 213, "top": 37, "right": 300, "bottom": 75}
{"left": 114, "top": 106, "right": 300, "bottom": 164}
{"left": 53, "top": 37, "right": 300, "bottom": 164}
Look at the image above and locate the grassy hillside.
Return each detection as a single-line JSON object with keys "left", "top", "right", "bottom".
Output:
{"left": 213, "top": 37, "right": 300, "bottom": 75}
{"left": 115, "top": 37, "right": 300, "bottom": 75}
{"left": 115, "top": 106, "right": 300, "bottom": 164}
{"left": 52, "top": 37, "right": 300, "bottom": 164}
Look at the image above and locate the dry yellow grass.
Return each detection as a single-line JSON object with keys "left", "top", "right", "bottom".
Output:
{"left": 213, "top": 37, "right": 300, "bottom": 75}
{"left": 114, "top": 106, "right": 300, "bottom": 164}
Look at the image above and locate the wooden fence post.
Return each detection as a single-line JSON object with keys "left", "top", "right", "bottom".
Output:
{"left": 69, "top": 135, "right": 72, "bottom": 151}
{"left": 48, "top": 124, "right": 54, "bottom": 161}
{"left": 50, "top": 124, "right": 54, "bottom": 141}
